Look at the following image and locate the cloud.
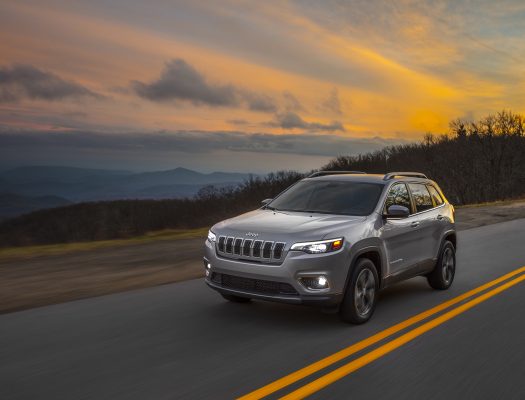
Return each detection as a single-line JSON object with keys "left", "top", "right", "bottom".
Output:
{"left": 132, "top": 58, "right": 277, "bottom": 112}
{"left": 270, "top": 112, "right": 345, "bottom": 131}
{"left": 0, "top": 129, "right": 407, "bottom": 158}
{"left": 0, "top": 64, "right": 100, "bottom": 102}
{"left": 242, "top": 92, "right": 278, "bottom": 112}
{"left": 319, "top": 87, "right": 342, "bottom": 115}
{"left": 282, "top": 91, "right": 304, "bottom": 112}
{"left": 227, "top": 119, "right": 250, "bottom": 126}
{"left": 131, "top": 59, "right": 238, "bottom": 106}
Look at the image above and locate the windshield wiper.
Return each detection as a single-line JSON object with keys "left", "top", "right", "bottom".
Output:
{"left": 268, "top": 208, "right": 344, "bottom": 215}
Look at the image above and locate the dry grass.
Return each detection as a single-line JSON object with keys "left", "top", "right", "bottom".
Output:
{"left": 0, "top": 233, "right": 205, "bottom": 314}
{"left": 455, "top": 197, "right": 525, "bottom": 209}
{"left": 0, "top": 227, "right": 208, "bottom": 261}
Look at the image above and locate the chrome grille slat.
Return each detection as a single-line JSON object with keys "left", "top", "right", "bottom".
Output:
{"left": 262, "top": 241, "right": 273, "bottom": 259}
{"left": 252, "top": 240, "right": 263, "bottom": 258}
{"left": 273, "top": 242, "right": 285, "bottom": 259}
{"left": 216, "top": 236, "right": 286, "bottom": 262}
{"left": 242, "top": 239, "right": 253, "bottom": 256}
{"left": 233, "top": 238, "right": 243, "bottom": 255}
{"left": 225, "top": 237, "right": 234, "bottom": 253}
{"left": 217, "top": 236, "right": 226, "bottom": 252}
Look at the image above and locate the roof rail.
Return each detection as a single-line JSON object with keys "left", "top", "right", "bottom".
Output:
{"left": 308, "top": 170, "right": 367, "bottom": 178}
{"left": 383, "top": 172, "right": 428, "bottom": 181}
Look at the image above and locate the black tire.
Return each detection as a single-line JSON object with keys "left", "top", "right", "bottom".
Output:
{"left": 221, "top": 293, "right": 252, "bottom": 303}
{"left": 339, "top": 258, "right": 379, "bottom": 324}
{"left": 427, "top": 240, "right": 456, "bottom": 290}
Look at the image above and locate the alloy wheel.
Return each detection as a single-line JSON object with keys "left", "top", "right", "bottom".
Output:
{"left": 441, "top": 247, "right": 455, "bottom": 285}
{"left": 354, "top": 268, "right": 376, "bottom": 317}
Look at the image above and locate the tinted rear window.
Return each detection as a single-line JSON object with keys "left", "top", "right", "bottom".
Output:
{"left": 427, "top": 185, "right": 444, "bottom": 206}
{"left": 408, "top": 183, "right": 433, "bottom": 213}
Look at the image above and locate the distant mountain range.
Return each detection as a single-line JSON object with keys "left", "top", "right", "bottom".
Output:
{"left": 0, "top": 193, "right": 72, "bottom": 221}
{"left": 0, "top": 166, "right": 255, "bottom": 219}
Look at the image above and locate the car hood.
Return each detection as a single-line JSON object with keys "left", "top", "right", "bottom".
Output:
{"left": 212, "top": 209, "right": 367, "bottom": 242}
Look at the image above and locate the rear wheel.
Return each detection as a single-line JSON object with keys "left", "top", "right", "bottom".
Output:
{"left": 339, "top": 258, "right": 378, "bottom": 324}
{"left": 221, "top": 293, "right": 252, "bottom": 303}
{"left": 427, "top": 240, "right": 456, "bottom": 290}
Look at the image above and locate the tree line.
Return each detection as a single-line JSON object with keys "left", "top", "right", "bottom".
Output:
{"left": 1, "top": 110, "right": 524, "bottom": 247}
{"left": 323, "top": 110, "right": 525, "bottom": 205}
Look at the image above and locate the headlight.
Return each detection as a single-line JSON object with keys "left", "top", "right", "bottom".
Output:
{"left": 207, "top": 230, "right": 217, "bottom": 243}
{"left": 290, "top": 238, "right": 344, "bottom": 254}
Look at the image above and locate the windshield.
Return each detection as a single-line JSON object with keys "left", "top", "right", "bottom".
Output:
{"left": 267, "top": 180, "right": 384, "bottom": 216}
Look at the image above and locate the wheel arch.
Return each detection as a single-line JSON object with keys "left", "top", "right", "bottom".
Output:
{"left": 432, "top": 229, "right": 457, "bottom": 270}
{"left": 344, "top": 245, "right": 385, "bottom": 294}
{"left": 443, "top": 230, "right": 457, "bottom": 250}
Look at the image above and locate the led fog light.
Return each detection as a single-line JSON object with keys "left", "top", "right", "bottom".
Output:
{"left": 300, "top": 275, "right": 330, "bottom": 290}
{"left": 203, "top": 260, "right": 211, "bottom": 277}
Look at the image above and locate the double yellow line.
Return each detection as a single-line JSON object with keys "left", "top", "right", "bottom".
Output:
{"left": 239, "top": 266, "right": 525, "bottom": 400}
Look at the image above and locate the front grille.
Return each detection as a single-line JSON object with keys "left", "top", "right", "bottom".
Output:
{"left": 216, "top": 236, "right": 286, "bottom": 263}
{"left": 211, "top": 272, "right": 298, "bottom": 296}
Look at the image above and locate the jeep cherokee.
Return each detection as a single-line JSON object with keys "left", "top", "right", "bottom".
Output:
{"left": 204, "top": 171, "right": 456, "bottom": 324}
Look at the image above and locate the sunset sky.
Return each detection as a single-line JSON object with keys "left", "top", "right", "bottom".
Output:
{"left": 1, "top": 0, "right": 524, "bottom": 172}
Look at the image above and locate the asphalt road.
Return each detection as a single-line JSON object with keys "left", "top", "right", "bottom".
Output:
{"left": 1, "top": 219, "right": 525, "bottom": 400}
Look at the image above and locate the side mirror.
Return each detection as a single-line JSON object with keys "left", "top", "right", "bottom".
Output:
{"left": 385, "top": 205, "right": 410, "bottom": 219}
{"left": 261, "top": 198, "right": 273, "bottom": 206}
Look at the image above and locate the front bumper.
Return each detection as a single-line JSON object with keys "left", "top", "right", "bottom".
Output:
{"left": 205, "top": 279, "right": 342, "bottom": 306}
{"left": 203, "top": 239, "right": 350, "bottom": 307}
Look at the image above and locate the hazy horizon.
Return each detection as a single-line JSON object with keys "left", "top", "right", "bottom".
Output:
{"left": 0, "top": 164, "right": 264, "bottom": 175}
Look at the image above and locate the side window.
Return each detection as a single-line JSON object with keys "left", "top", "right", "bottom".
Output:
{"left": 427, "top": 185, "right": 444, "bottom": 206}
{"left": 384, "top": 183, "right": 411, "bottom": 213}
{"left": 408, "top": 183, "right": 433, "bottom": 213}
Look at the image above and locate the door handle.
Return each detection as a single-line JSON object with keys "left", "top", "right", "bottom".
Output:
{"left": 410, "top": 221, "right": 420, "bottom": 228}
{"left": 437, "top": 215, "right": 444, "bottom": 220}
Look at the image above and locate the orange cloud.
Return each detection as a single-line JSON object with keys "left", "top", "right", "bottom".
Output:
{"left": 0, "top": 0, "right": 523, "bottom": 142}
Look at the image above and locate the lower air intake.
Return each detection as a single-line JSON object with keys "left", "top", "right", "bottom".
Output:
{"left": 211, "top": 273, "right": 298, "bottom": 296}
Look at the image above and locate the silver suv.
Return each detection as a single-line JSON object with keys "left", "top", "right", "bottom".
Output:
{"left": 204, "top": 171, "right": 456, "bottom": 323}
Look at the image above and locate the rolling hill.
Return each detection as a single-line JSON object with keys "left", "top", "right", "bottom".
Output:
{"left": 0, "top": 193, "right": 72, "bottom": 220}
{"left": 0, "top": 166, "right": 256, "bottom": 219}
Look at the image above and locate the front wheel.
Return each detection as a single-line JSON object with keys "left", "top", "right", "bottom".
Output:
{"left": 339, "top": 258, "right": 378, "bottom": 324}
{"left": 427, "top": 240, "right": 456, "bottom": 290}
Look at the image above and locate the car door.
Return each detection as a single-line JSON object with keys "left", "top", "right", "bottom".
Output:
{"left": 427, "top": 184, "right": 448, "bottom": 257}
{"left": 407, "top": 182, "right": 438, "bottom": 270}
{"left": 380, "top": 183, "right": 423, "bottom": 277}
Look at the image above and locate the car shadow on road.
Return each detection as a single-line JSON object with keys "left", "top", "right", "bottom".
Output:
{"left": 203, "top": 297, "right": 348, "bottom": 333}
{"left": 378, "top": 277, "right": 435, "bottom": 303}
